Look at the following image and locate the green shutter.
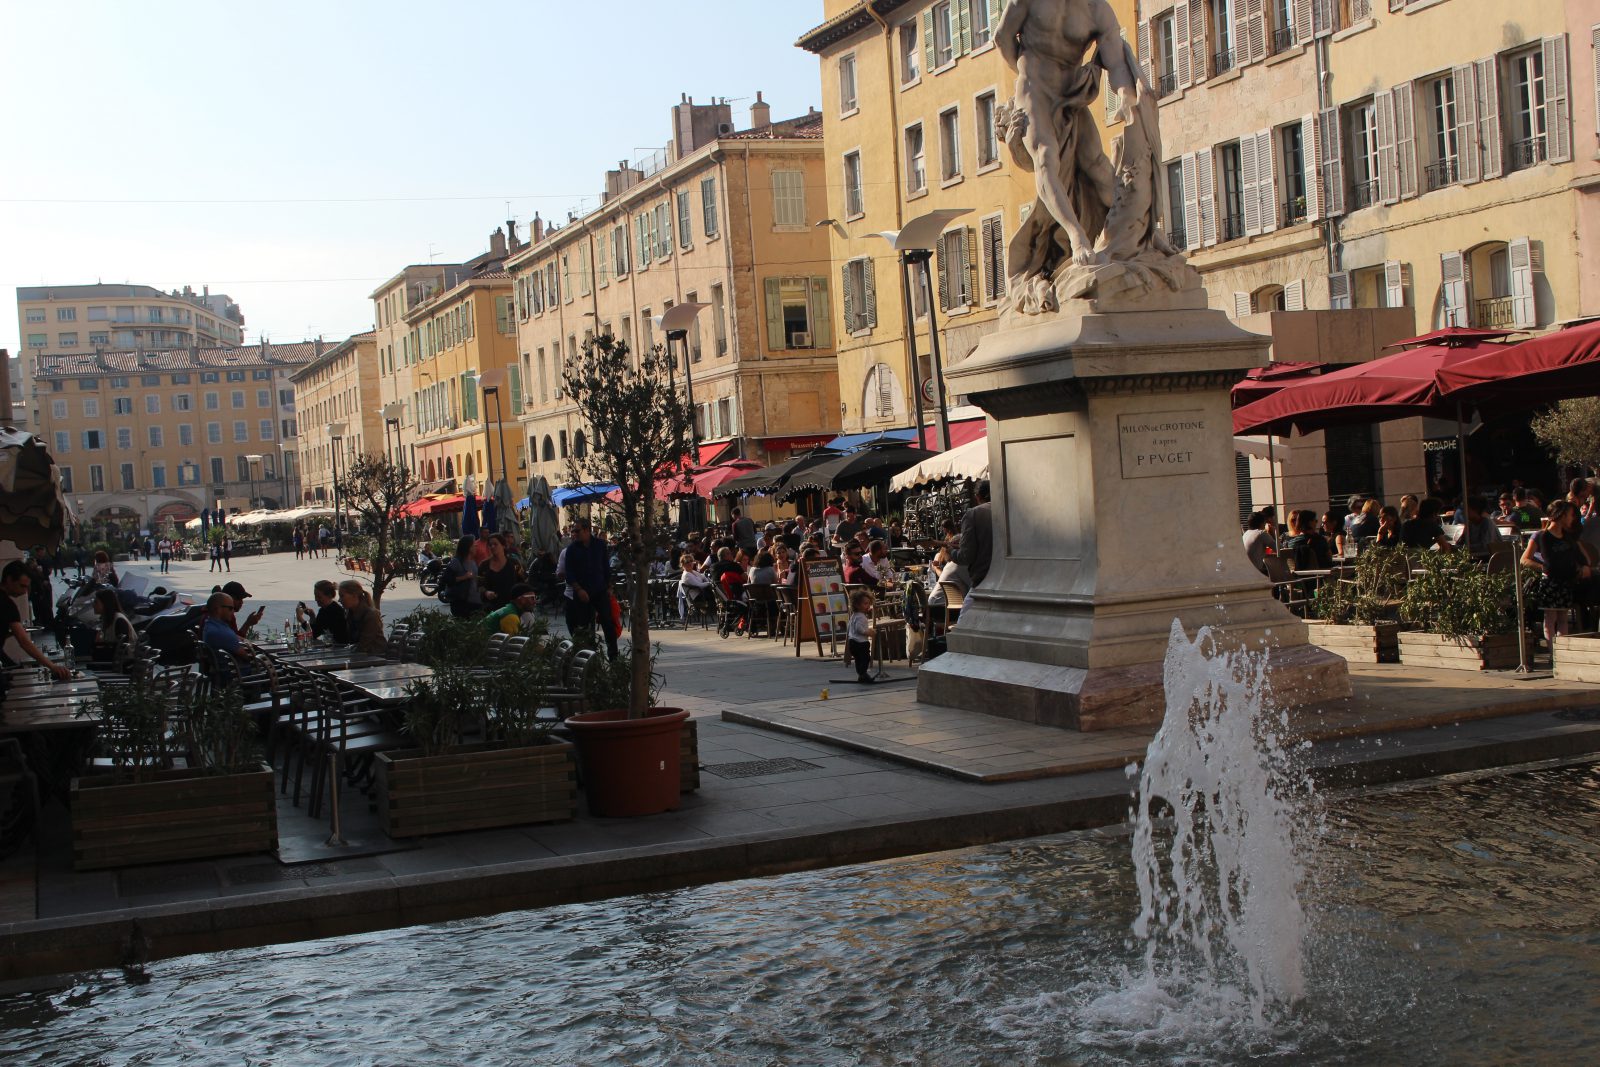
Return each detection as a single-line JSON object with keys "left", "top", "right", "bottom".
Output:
{"left": 957, "top": 0, "right": 972, "bottom": 55}
{"left": 808, "top": 278, "right": 832, "bottom": 350}
{"left": 923, "top": 9, "right": 936, "bottom": 73}
{"left": 509, "top": 365, "right": 523, "bottom": 415}
{"left": 841, "top": 264, "right": 856, "bottom": 333}
{"left": 764, "top": 278, "right": 785, "bottom": 351}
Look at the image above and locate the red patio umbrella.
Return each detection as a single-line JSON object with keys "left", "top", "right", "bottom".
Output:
{"left": 1435, "top": 320, "right": 1600, "bottom": 415}
{"left": 1231, "top": 360, "right": 1326, "bottom": 408}
{"left": 692, "top": 460, "right": 761, "bottom": 496}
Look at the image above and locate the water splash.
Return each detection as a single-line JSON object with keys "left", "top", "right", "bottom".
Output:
{"left": 1089, "top": 619, "right": 1309, "bottom": 1037}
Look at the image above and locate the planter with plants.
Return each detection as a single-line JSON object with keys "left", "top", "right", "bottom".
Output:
{"left": 71, "top": 680, "right": 276, "bottom": 871}
{"left": 1305, "top": 548, "right": 1410, "bottom": 663}
{"left": 558, "top": 333, "right": 695, "bottom": 817}
{"left": 1397, "top": 550, "right": 1520, "bottom": 670}
{"left": 1551, "top": 632, "right": 1600, "bottom": 683}
{"left": 374, "top": 614, "right": 576, "bottom": 838}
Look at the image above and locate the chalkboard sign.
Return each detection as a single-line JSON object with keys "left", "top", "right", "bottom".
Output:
{"left": 798, "top": 557, "right": 850, "bottom": 659}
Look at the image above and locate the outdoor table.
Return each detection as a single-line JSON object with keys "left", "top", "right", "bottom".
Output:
{"left": 269, "top": 650, "right": 389, "bottom": 673}
{"left": 328, "top": 663, "right": 434, "bottom": 705}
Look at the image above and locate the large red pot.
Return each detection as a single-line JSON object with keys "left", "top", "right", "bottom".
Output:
{"left": 565, "top": 707, "right": 689, "bottom": 817}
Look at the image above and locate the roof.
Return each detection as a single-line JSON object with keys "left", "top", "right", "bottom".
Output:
{"left": 18, "top": 283, "right": 167, "bottom": 301}
{"left": 725, "top": 112, "right": 824, "bottom": 140}
{"left": 288, "top": 333, "right": 376, "bottom": 383}
{"left": 797, "top": 1, "right": 916, "bottom": 53}
{"left": 36, "top": 340, "right": 323, "bottom": 379}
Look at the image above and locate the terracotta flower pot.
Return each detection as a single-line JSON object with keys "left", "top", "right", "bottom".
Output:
{"left": 566, "top": 707, "right": 689, "bottom": 817}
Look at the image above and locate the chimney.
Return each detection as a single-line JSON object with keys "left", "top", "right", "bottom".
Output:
{"left": 532, "top": 212, "right": 544, "bottom": 243}
{"left": 313, "top": 337, "right": 324, "bottom": 359}
{"left": 750, "top": 91, "right": 770, "bottom": 130}
{"left": 506, "top": 218, "right": 522, "bottom": 251}
{"left": 489, "top": 226, "right": 508, "bottom": 258}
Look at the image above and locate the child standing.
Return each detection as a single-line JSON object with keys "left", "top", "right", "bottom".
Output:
{"left": 847, "top": 589, "right": 875, "bottom": 685}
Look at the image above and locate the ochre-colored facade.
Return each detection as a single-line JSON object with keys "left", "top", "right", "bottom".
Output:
{"left": 290, "top": 333, "right": 381, "bottom": 503}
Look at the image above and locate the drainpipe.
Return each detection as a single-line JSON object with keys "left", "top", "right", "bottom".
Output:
{"left": 1316, "top": 34, "right": 1340, "bottom": 281}
{"left": 741, "top": 143, "right": 768, "bottom": 458}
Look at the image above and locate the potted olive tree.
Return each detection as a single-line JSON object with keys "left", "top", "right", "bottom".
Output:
{"left": 71, "top": 680, "right": 276, "bottom": 871}
{"left": 1397, "top": 550, "right": 1520, "bottom": 670}
{"left": 334, "top": 453, "right": 419, "bottom": 608}
{"left": 373, "top": 613, "right": 577, "bottom": 837}
{"left": 559, "top": 333, "right": 694, "bottom": 817}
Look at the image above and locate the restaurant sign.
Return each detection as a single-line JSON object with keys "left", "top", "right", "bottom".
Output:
{"left": 1117, "top": 410, "right": 1210, "bottom": 479}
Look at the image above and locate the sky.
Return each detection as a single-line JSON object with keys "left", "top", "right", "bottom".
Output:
{"left": 0, "top": 0, "right": 829, "bottom": 356}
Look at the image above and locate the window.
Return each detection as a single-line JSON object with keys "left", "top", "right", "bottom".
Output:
{"left": 57, "top": 307, "right": 76, "bottom": 323}
{"left": 1348, "top": 99, "right": 1381, "bottom": 208}
{"left": 113, "top": 426, "right": 132, "bottom": 451}
{"left": 932, "top": 2, "right": 955, "bottom": 69}
{"left": 1210, "top": 0, "right": 1236, "bottom": 75}
{"left": 256, "top": 388, "right": 269, "bottom": 407}
{"left": 980, "top": 214, "right": 1007, "bottom": 303}
{"left": 613, "top": 224, "right": 630, "bottom": 276}
{"left": 151, "top": 463, "right": 166, "bottom": 489}
{"left": 88, "top": 332, "right": 108, "bottom": 345}
{"left": 278, "top": 389, "right": 292, "bottom": 406}
{"left": 234, "top": 421, "right": 248, "bottom": 442}
{"left": 260, "top": 420, "right": 274, "bottom": 441}
{"left": 145, "top": 395, "right": 160, "bottom": 415}
{"left": 636, "top": 214, "right": 652, "bottom": 270}
{"left": 654, "top": 203, "right": 672, "bottom": 258}
{"left": 148, "top": 426, "right": 162, "bottom": 447}
{"left": 231, "top": 390, "right": 245, "bottom": 408}
{"left": 207, "top": 422, "right": 222, "bottom": 444}
{"left": 119, "top": 463, "right": 134, "bottom": 491}
{"left": 78, "top": 378, "right": 98, "bottom": 391}
{"left": 763, "top": 277, "right": 832, "bottom": 351}
{"left": 178, "top": 463, "right": 199, "bottom": 486}
{"left": 86, "top": 306, "right": 107, "bottom": 321}
{"left": 58, "top": 467, "right": 72, "bottom": 493}
{"left": 1218, "top": 142, "right": 1244, "bottom": 241}
{"left": 114, "top": 306, "right": 134, "bottom": 323}
{"left": 900, "top": 22, "right": 921, "bottom": 84}
{"left": 82, "top": 430, "right": 103, "bottom": 450}
{"left": 1509, "top": 47, "right": 1548, "bottom": 169}
{"left": 772, "top": 170, "right": 806, "bottom": 228}
{"left": 1280, "top": 124, "right": 1306, "bottom": 224}
{"left": 205, "top": 392, "right": 219, "bottom": 410}
{"left": 24, "top": 309, "right": 44, "bottom": 323}
{"left": 677, "top": 190, "right": 693, "bottom": 247}
{"left": 201, "top": 371, "right": 219, "bottom": 383}
{"left": 89, "top": 465, "right": 105, "bottom": 492}
{"left": 976, "top": 92, "right": 1000, "bottom": 168}
{"left": 210, "top": 458, "right": 224, "bottom": 485}
{"left": 141, "top": 375, "right": 160, "bottom": 388}
{"left": 81, "top": 397, "right": 98, "bottom": 417}
{"left": 711, "top": 284, "right": 729, "bottom": 357}
{"left": 905, "top": 124, "right": 927, "bottom": 194}
{"left": 839, "top": 52, "right": 859, "bottom": 114}
{"left": 972, "top": 0, "right": 995, "bottom": 49}
{"left": 226, "top": 370, "right": 245, "bottom": 382}
{"left": 938, "top": 228, "right": 977, "bottom": 310}
{"left": 843, "top": 151, "right": 865, "bottom": 218}
{"left": 252, "top": 369, "right": 271, "bottom": 381}
{"left": 112, "top": 397, "right": 132, "bottom": 416}
{"left": 842, "top": 259, "right": 878, "bottom": 334}
{"left": 702, "top": 177, "right": 719, "bottom": 237}
{"left": 939, "top": 106, "right": 963, "bottom": 181}
{"left": 863, "top": 364, "right": 903, "bottom": 419}
{"left": 237, "top": 456, "right": 251, "bottom": 482}
{"left": 27, "top": 335, "right": 45, "bottom": 348}
{"left": 179, "top": 424, "right": 193, "bottom": 446}
{"left": 171, "top": 393, "right": 191, "bottom": 412}
{"left": 58, "top": 333, "right": 78, "bottom": 347}
{"left": 54, "top": 431, "right": 70, "bottom": 455}
{"left": 1155, "top": 12, "right": 1179, "bottom": 95}
{"left": 50, "top": 400, "right": 66, "bottom": 420}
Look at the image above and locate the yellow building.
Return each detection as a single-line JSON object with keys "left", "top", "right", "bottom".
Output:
{"left": 509, "top": 95, "right": 842, "bottom": 485}
{"left": 33, "top": 341, "right": 314, "bottom": 530}
{"left": 798, "top": 0, "right": 1133, "bottom": 436}
{"left": 289, "top": 332, "right": 381, "bottom": 504}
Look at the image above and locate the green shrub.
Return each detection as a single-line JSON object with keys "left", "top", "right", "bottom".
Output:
{"left": 1400, "top": 550, "right": 1516, "bottom": 637}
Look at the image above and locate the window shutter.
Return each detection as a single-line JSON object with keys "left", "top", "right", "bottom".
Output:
{"left": 1293, "top": 0, "right": 1313, "bottom": 44}
{"left": 1545, "top": 35, "right": 1572, "bottom": 163}
{"left": 1182, "top": 152, "right": 1201, "bottom": 251}
{"left": 877, "top": 365, "right": 894, "bottom": 418}
{"left": 1232, "top": 1, "right": 1250, "bottom": 67}
{"left": 1106, "top": 70, "right": 1121, "bottom": 125}
{"left": 1393, "top": 83, "right": 1418, "bottom": 198}
{"left": 841, "top": 264, "right": 857, "bottom": 333}
{"left": 1256, "top": 129, "right": 1277, "bottom": 233}
{"left": 1246, "top": 0, "right": 1267, "bottom": 63}
{"left": 937, "top": 234, "right": 952, "bottom": 310}
{"left": 1189, "top": 0, "right": 1209, "bottom": 84}
{"left": 1233, "top": 292, "right": 1253, "bottom": 318}
{"left": 1508, "top": 237, "right": 1538, "bottom": 329}
{"left": 1174, "top": 5, "right": 1192, "bottom": 87}
{"left": 1240, "top": 135, "right": 1261, "bottom": 236}
{"left": 1472, "top": 59, "right": 1502, "bottom": 180}
{"left": 923, "top": 9, "right": 936, "bottom": 75}
{"left": 861, "top": 258, "right": 878, "bottom": 329}
{"left": 509, "top": 365, "right": 523, "bottom": 415}
{"left": 1328, "top": 271, "right": 1352, "bottom": 310}
{"left": 764, "top": 278, "right": 785, "bottom": 351}
{"left": 1593, "top": 24, "right": 1600, "bottom": 140}
{"left": 1439, "top": 251, "right": 1469, "bottom": 327}
{"left": 703, "top": 179, "right": 718, "bottom": 237}
{"left": 982, "top": 215, "right": 1006, "bottom": 300}
{"left": 495, "top": 296, "right": 510, "bottom": 335}
{"left": 1450, "top": 64, "right": 1480, "bottom": 184}
{"left": 1312, "top": 0, "right": 1334, "bottom": 37}
{"left": 1389, "top": 0, "right": 1405, "bottom": 11}
{"left": 809, "top": 277, "right": 833, "bottom": 349}
{"left": 1197, "top": 150, "right": 1217, "bottom": 246}
{"left": 1375, "top": 91, "right": 1397, "bottom": 204}
{"left": 956, "top": 0, "right": 972, "bottom": 55}
{"left": 1384, "top": 260, "right": 1408, "bottom": 307}
{"left": 1283, "top": 279, "right": 1306, "bottom": 310}
{"left": 1137, "top": 19, "right": 1152, "bottom": 86}
{"left": 1303, "top": 114, "right": 1324, "bottom": 221}
{"left": 1319, "top": 108, "right": 1345, "bottom": 217}
{"left": 965, "top": 226, "right": 980, "bottom": 306}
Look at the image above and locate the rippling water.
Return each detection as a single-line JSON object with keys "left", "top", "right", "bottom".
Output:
{"left": 2, "top": 761, "right": 1597, "bottom": 1066}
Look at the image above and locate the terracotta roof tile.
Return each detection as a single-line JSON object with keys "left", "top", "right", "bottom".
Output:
{"left": 36, "top": 340, "right": 322, "bottom": 378}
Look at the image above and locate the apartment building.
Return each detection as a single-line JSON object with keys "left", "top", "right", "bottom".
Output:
{"left": 798, "top": 0, "right": 1133, "bottom": 435}
{"left": 509, "top": 94, "right": 842, "bottom": 483}
{"left": 34, "top": 341, "right": 312, "bottom": 529}
{"left": 290, "top": 332, "right": 380, "bottom": 503}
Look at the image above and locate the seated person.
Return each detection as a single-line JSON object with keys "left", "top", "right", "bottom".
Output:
{"left": 843, "top": 543, "right": 873, "bottom": 585}
{"left": 678, "top": 554, "right": 715, "bottom": 618}
{"left": 1375, "top": 506, "right": 1402, "bottom": 549}
{"left": 295, "top": 579, "right": 349, "bottom": 644}
{"left": 928, "top": 557, "right": 972, "bottom": 610}
{"left": 1400, "top": 498, "right": 1452, "bottom": 551}
{"left": 218, "top": 580, "right": 266, "bottom": 637}
{"left": 710, "top": 547, "right": 747, "bottom": 600}
{"left": 861, "top": 540, "right": 896, "bottom": 587}
{"left": 0, "top": 562, "right": 71, "bottom": 679}
{"left": 91, "top": 588, "right": 137, "bottom": 667}
{"left": 482, "top": 584, "right": 540, "bottom": 634}
{"left": 201, "top": 591, "right": 253, "bottom": 683}
{"left": 748, "top": 551, "right": 777, "bottom": 587}
{"left": 1453, "top": 496, "right": 1505, "bottom": 553}
{"left": 338, "top": 580, "right": 387, "bottom": 654}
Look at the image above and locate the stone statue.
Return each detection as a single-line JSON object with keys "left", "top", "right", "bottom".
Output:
{"left": 996, "top": 0, "right": 1199, "bottom": 317}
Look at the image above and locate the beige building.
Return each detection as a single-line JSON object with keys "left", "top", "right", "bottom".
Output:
{"left": 290, "top": 332, "right": 381, "bottom": 503}
{"left": 509, "top": 95, "right": 842, "bottom": 488}
{"left": 799, "top": 0, "right": 1133, "bottom": 437}
{"left": 33, "top": 341, "right": 314, "bottom": 530}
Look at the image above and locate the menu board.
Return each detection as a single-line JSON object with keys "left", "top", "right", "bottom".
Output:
{"left": 798, "top": 557, "right": 850, "bottom": 658}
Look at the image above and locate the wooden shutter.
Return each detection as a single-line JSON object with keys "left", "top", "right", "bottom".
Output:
{"left": 841, "top": 264, "right": 857, "bottom": 333}
{"left": 1175, "top": 4, "right": 1193, "bottom": 87}
{"left": 922, "top": 9, "right": 936, "bottom": 75}
{"left": 1293, "top": 0, "right": 1313, "bottom": 44}
{"left": 764, "top": 278, "right": 785, "bottom": 350}
{"left": 1182, "top": 152, "right": 1201, "bottom": 250}
{"left": 809, "top": 277, "right": 833, "bottom": 349}
{"left": 1384, "top": 260, "right": 1408, "bottom": 307}
{"left": 1320, "top": 108, "right": 1345, "bottom": 217}
{"left": 1452, "top": 64, "right": 1480, "bottom": 183}
{"left": 965, "top": 227, "right": 980, "bottom": 307}
{"left": 1137, "top": 19, "right": 1152, "bottom": 88}
{"left": 1283, "top": 279, "right": 1306, "bottom": 310}
{"left": 1303, "top": 114, "right": 1324, "bottom": 220}
{"left": 956, "top": 0, "right": 972, "bottom": 55}
{"left": 1256, "top": 129, "right": 1278, "bottom": 233}
{"left": 1198, "top": 150, "right": 1217, "bottom": 246}
{"left": 1439, "top": 251, "right": 1468, "bottom": 327}
{"left": 1508, "top": 237, "right": 1537, "bottom": 328}
{"left": 864, "top": 258, "right": 879, "bottom": 329}
{"left": 937, "top": 234, "right": 952, "bottom": 310}
{"left": 1233, "top": 292, "right": 1253, "bottom": 318}
{"left": 1106, "top": 70, "right": 1121, "bottom": 125}
{"left": 1233, "top": 0, "right": 1250, "bottom": 68}
{"left": 1389, "top": 0, "right": 1405, "bottom": 11}
{"left": 878, "top": 365, "right": 895, "bottom": 418}
{"left": 1393, "top": 83, "right": 1418, "bottom": 198}
{"left": 1593, "top": 25, "right": 1600, "bottom": 140}
{"left": 1241, "top": 135, "right": 1262, "bottom": 236}
{"left": 1375, "top": 91, "right": 1398, "bottom": 204}
{"left": 1312, "top": 0, "right": 1334, "bottom": 37}
{"left": 1189, "top": 0, "right": 1208, "bottom": 85}
{"left": 1328, "top": 271, "right": 1352, "bottom": 310}
{"left": 983, "top": 215, "right": 1006, "bottom": 300}
{"left": 1247, "top": 0, "right": 1267, "bottom": 63}
{"left": 1475, "top": 59, "right": 1502, "bottom": 180}
{"left": 1545, "top": 35, "right": 1572, "bottom": 163}
{"left": 703, "top": 179, "right": 718, "bottom": 236}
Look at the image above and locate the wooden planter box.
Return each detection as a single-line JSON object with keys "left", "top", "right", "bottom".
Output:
{"left": 1306, "top": 620, "right": 1404, "bottom": 664}
{"left": 375, "top": 739, "right": 577, "bottom": 839}
{"left": 680, "top": 718, "right": 700, "bottom": 794}
{"left": 70, "top": 764, "right": 277, "bottom": 872}
{"left": 1552, "top": 632, "right": 1600, "bottom": 683}
{"left": 1397, "top": 631, "right": 1521, "bottom": 672}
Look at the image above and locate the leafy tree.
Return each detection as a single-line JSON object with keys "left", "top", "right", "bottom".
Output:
{"left": 561, "top": 333, "right": 693, "bottom": 718}
{"left": 1531, "top": 398, "right": 1600, "bottom": 471}
{"left": 334, "top": 452, "right": 418, "bottom": 608}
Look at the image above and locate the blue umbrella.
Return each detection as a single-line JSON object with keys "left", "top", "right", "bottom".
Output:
{"left": 462, "top": 490, "right": 480, "bottom": 536}
{"left": 551, "top": 484, "right": 618, "bottom": 507}
{"left": 480, "top": 495, "right": 498, "bottom": 534}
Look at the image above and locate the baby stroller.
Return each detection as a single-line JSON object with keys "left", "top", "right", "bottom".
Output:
{"left": 711, "top": 582, "right": 747, "bottom": 639}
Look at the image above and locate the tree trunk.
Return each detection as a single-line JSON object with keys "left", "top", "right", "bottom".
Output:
{"left": 629, "top": 502, "right": 652, "bottom": 718}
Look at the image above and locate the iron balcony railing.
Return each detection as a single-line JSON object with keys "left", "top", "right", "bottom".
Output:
{"left": 1220, "top": 214, "right": 1245, "bottom": 242}
{"left": 1270, "top": 27, "right": 1295, "bottom": 54}
{"left": 1212, "top": 48, "right": 1235, "bottom": 76}
{"left": 1350, "top": 179, "right": 1381, "bottom": 210}
{"left": 1508, "top": 136, "right": 1547, "bottom": 172}
{"left": 1474, "top": 296, "right": 1517, "bottom": 329}
{"left": 1424, "top": 157, "right": 1460, "bottom": 191}
{"left": 1283, "top": 197, "right": 1308, "bottom": 226}
{"left": 1158, "top": 71, "right": 1178, "bottom": 97}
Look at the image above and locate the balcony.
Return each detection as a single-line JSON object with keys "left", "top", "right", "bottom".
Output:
{"left": 1473, "top": 296, "right": 1517, "bottom": 329}
{"left": 1158, "top": 71, "right": 1178, "bottom": 97}
{"left": 1220, "top": 214, "right": 1245, "bottom": 242}
{"left": 1350, "top": 179, "right": 1381, "bottom": 210}
{"left": 1212, "top": 48, "right": 1235, "bottom": 77}
{"left": 1282, "top": 197, "right": 1308, "bottom": 226}
{"left": 1424, "top": 157, "right": 1459, "bottom": 191}
{"left": 1508, "top": 136, "right": 1547, "bottom": 172}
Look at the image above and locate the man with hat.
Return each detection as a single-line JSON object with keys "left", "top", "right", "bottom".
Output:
{"left": 215, "top": 580, "right": 266, "bottom": 637}
{"left": 482, "top": 583, "right": 540, "bottom": 634}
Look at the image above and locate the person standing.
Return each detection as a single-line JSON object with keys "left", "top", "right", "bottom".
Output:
{"left": 955, "top": 480, "right": 993, "bottom": 608}
{"left": 0, "top": 562, "right": 71, "bottom": 678}
{"left": 157, "top": 536, "right": 172, "bottom": 574}
{"left": 731, "top": 507, "right": 757, "bottom": 557}
{"left": 1523, "top": 501, "right": 1593, "bottom": 644}
{"left": 560, "top": 517, "right": 617, "bottom": 658}
{"left": 209, "top": 536, "right": 223, "bottom": 573}
{"left": 221, "top": 535, "right": 234, "bottom": 572}
{"left": 442, "top": 536, "right": 482, "bottom": 619}
{"left": 846, "top": 589, "right": 876, "bottom": 685}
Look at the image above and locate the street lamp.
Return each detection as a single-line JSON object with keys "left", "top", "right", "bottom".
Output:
{"left": 243, "top": 454, "right": 263, "bottom": 510}
{"left": 277, "top": 442, "right": 291, "bottom": 507}
{"left": 654, "top": 302, "right": 710, "bottom": 455}
{"left": 382, "top": 401, "right": 405, "bottom": 471}
{"left": 478, "top": 369, "right": 509, "bottom": 491}
{"left": 868, "top": 207, "right": 972, "bottom": 453}
{"left": 327, "top": 421, "right": 348, "bottom": 532}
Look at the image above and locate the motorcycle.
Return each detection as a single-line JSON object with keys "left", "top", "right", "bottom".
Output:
{"left": 418, "top": 555, "right": 444, "bottom": 598}
{"left": 54, "top": 572, "right": 196, "bottom": 664}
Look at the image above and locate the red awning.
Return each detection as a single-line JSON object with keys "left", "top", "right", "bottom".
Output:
{"left": 698, "top": 441, "right": 736, "bottom": 466}
{"left": 396, "top": 494, "right": 463, "bottom": 518}
{"left": 757, "top": 433, "right": 836, "bottom": 452}
{"left": 917, "top": 418, "right": 986, "bottom": 450}
{"left": 692, "top": 460, "right": 761, "bottom": 496}
{"left": 1231, "top": 360, "right": 1326, "bottom": 407}
{"left": 1435, "top": 320, "right": 1600, "bottom": 415}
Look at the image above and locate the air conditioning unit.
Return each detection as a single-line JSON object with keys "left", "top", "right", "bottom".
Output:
{"left": 793, "top": 331, "right": 812, "bottom": 348}
{"left": 717, "top": 122, "right": 736, "bottom": 136}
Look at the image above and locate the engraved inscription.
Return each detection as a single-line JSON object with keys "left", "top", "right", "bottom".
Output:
{"left": 1117, "top": 410, "right": 1209, "bottom": 479}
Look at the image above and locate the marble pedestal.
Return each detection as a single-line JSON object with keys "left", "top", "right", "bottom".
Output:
{"left": 916, "top": 301, "right": 1351, "bottom": 731}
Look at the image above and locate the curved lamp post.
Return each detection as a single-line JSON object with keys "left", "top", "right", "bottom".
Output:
{"left": 478, "top": 369, "right": 509, "bottom": 491}
{"left": 382, "top": 401, "right": 405, "bottom": 472}
{"left": 653, "top": 302, "right": 709, "bottom": 455}
{"left": 327, "top": 421, "right": 348, "bottom": 531}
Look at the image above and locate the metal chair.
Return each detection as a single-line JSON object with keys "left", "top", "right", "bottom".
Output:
{"left": 745, "top": 584, "right": 779, "bottom": 638}
{"left": 936, "top": 582, "right": 966, "bottom": 634}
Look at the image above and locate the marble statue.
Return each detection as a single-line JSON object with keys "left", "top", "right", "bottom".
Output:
{"left": 996, "top": 0, "right": 1199, "bottom": 317}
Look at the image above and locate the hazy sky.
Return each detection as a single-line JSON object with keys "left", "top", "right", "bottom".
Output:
{"left": 0, "top": 0, "right": 827, "bottom": 356}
